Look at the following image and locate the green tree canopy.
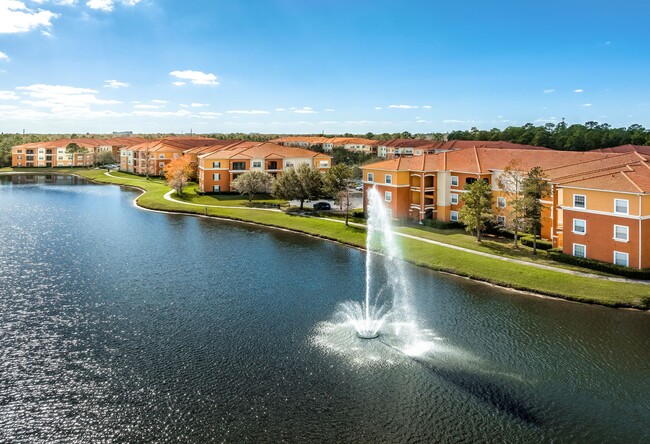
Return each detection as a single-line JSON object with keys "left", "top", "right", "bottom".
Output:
{"left": 272, "top": 163, "right": 324, "bottom": 209}
{"left": 459, "top": 179, "right": 493, "bottom": 242}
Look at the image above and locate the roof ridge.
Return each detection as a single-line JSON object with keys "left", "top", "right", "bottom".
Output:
{"left": 620, "top": 170, "right": 644, "bottom": 193}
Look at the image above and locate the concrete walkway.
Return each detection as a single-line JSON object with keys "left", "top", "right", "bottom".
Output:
{"left": 104, "top": 171, "right": 649, "bottom": 286}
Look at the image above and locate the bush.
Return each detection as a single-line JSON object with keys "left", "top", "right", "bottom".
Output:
{"left": 520, "top": 235, "right": 553, "bottom": 250}
{"left": 547, "top": 249, "right": 650, "bottom": 279}
{"left": 352, "top": 211, "right": 365, "bottom": 218}
{"left": 421, "top": 219, "right": 463, "bottom": 229}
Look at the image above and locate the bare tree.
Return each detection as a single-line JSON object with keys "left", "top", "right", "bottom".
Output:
{"left": 232, "top": 170, "right": 272, "bottom": 202}
{"left": 497, "top": 161, "right": 527, "bottom": 248}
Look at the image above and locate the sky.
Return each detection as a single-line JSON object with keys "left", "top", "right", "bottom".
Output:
{"left": 1, "top": 0, "right": 650, "bottom": 134}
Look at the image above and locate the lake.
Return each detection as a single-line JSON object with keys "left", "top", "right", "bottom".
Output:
{"left": 1, "top": 174, "right": 648, "bottom": 442}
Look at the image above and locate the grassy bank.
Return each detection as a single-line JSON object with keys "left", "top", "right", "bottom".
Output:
{"left": 6, "top": 167, "right": 650, "bottom": 309}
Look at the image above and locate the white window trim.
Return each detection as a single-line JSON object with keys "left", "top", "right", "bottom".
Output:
{"left": 368, "top": 173, "right": 374, "bottom": 182}
{"left": 613, "top": 251, "right": 629, "bottom": 267}
{"left": 252, "top": 161, "right": 262, "bottom": 168}
{"left": 212, "top": 173, "right": 221, "bottom": 181}
{"left": 212, "top": 161, "right": 221, "bottom": 168}
{"left": 614, "top": 199, "right": 629, "bottom": 215}
{"left": 385, "top": 174, "right": 392, "bottom": 184}
{"left": 496, "top": 215, "right": 506, "bottom": 225}
{"left": 385, "top": 191, "right": 392, "bottom": 202}
{"left": 573, "top": 243, "right": 586, "bottom": 258}
{"left": 497, "top": 197, "right": 506, "bottom": 209}
{"left": 613, "top": 224, "right": 629, "bottom": 242}
{"left": 451, "top": 175, "right": 459, "bottom": 187}
{"left": 451, "top": 193, "right": 459, "bottom": 205}
{"left": 573, "top": 194, "right": 586, "bottom": 209}
{"left": 450, "top": 211, "right": 459, "bottom": 222}
{"left": 572, "top": 218, "right": 586, "bottom": 235}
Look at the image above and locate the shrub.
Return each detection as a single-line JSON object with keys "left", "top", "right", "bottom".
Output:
{"left": 547, "top": 249, "right": 650, "bottom": 280}
{"left": 520, "top": 235, "right": 553, "bottom": 250}
{"left": 352, "top": 211, "right": 365, "bottom": 218}
{"left": 421, "top": 219, "right": 463, "bottom": 229}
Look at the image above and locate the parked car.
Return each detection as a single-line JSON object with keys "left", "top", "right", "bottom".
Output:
{"left": 355, "top": 185, "right": 363, "bottom": 191}
{"left": 313, "top": 202, "right": 331, "bottom": 211}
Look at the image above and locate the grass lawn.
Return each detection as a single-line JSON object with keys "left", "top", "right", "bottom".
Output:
{"left": 5, "top": 167, "right": 650, "bottom": 309}
{"left": 178, "top": 184, "right": 286, "bottom": 207}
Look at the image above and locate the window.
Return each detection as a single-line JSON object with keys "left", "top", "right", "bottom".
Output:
{"left": 367, "top": 172, "right": 374, "bottom": 182}
{"left": 232, "top": 161, "right": 247, "bottom": 171}
{"left": 385, "top": 174, "right": 392, "bottom": 184}
{"left": 614, "top": 225, "right": 629, "bottom": 242}
{"left": 451, "top": 193, "right": 459, "bottom": 205}
{"left": 385, "top": 191, "right": 392, "bottom": 202}
{"left": 496, "top": 215, "right": 506, "bottom": 226}
{"left": 212, "top": 173, "right": 221, "bottom": 181}
{"left": 415, "top": 150, "right": 421, "bottom": 155}
{"left": 573, "top": 218, "right": 586, "bottom": 234}
{"left": 614, "top": 199, "right": 629, "bottom": 215}
{"left": 159, "top": 154, "right": 164, "bottom": 159}
{"left": 451, "top": 176, "right": 459, "bottom": 186}
{"left": 17, "top": 155, "right": 22, "bottom": 160}
{"left": 285, "top": 161, "right": 294, "bottom": 168}
{"left": 212, "top": 185, "right": 221, "bottom": 192}
{"left": 159, "top": 162, "right": 164, "bottom": 168}
{"left": 497, "top": 197, "right": 506, "bottom": 208}
{"left": 252, "top": 161, "right": 262, "bottom": 168}
{"left": 319, "top": 160, "right": 329, "bottom": 168}
{"left": 212, "top": 161, "right": 221, "bottom": 168}
{"left": 614, "top": 251, "right": 629, "bottom": 267}
{"left": 17, "top": 149, "right": 22, "bottom": 153}
{"left": 573, "top": 194, "right": 586, "bottom": 209}
{"left": 573, "top": 243, "right": 586, "bottom": 258}
{"left": 450, "top": 211, "right": 459, "bottom": 222}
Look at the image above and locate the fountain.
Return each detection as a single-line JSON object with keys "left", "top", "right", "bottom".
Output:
{"left": 341, "top": 186, "right": 415, "bottom": 340}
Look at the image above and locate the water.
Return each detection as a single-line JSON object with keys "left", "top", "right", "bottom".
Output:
{"left": 1, "top": 174, "right": 649, "bottom": 442}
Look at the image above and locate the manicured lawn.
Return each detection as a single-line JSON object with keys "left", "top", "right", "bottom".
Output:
{"left": 179, "top": 184, "right": 286, "bottom": 207}
{"left": 5, "top": 167, "right": 650, "bottom": 309}
{"left": 396, "top": 226, "right": 615, "bottom": 276}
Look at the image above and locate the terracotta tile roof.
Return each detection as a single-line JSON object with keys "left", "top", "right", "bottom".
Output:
{"left": 128, "top": 137, "right": 217, "bottom": 153}
{"left": 592, "top": 145, "right": 650, "bottom": 155}
{"left": 199, "top": 142, "right": 328, "bottom": 161}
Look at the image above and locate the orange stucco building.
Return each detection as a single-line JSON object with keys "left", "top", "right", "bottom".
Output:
{"left": 362, "top": 144, "right": 650, "bottom": 269}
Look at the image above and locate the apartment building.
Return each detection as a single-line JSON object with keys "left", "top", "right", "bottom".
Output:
{"left": 270, "top": 136, "right": 378, "bottom": 154}
{"left": 197, "top": 142, "right": 332, "bottom": 193}
{"left": 12, "top": 137, "right": 145, "bottom": 168}
{"left": 119, "top": 137, "right": 215, "bottom": 175}
{"left": 362, "top": 145, "right": 650, "bottom": 269}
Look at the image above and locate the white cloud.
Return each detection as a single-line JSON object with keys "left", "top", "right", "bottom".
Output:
{"left": 324, "top": 108, "right": 335, "bottom": 112}
{"left": 580, "top": 103, "right": 592, "bottom": 107}
{"left": 388, "top": 104, "right": 419, "bottom": 109}
{"left": 574, "top": 89, "right": 584, "bottom": 93}
{"left": 543, "top": 89, "right": 555, "bottom": 94}
{"left": 374, "top": 106, "right": 382, "bottom": 110}
{"left": 226, "top": 110, "right": 269, "bottom": 114}
{"left": 189, "top": 102, "right": 208, "bottom": 107}
{"left": 294, "top": 107, "right": 316, "bottom": 114}
{"left": 17, "top": 84, "right": 121, "bottom": 111}
{"left": 0, "top": 51, "right": 9, "bottom": 61}
{"left": 443, "top": 119, "right": 475, "bottom": 124}
{"left": 87, "top": 0, "right": 113, "bottom": 12}
{"left": 103, "top": 79, "right": 129, "bottom": 88}
{"left": 171, "top": 81, "right": 186, "bottom": 87}
{"left": 169, "top": 69, "right": 219, "bottom": 86}
{"left": 0, "top": 1, "right": 59, "bottom": 34}
{"left": 422, "top": 105, "right": 432, "bottom": 109}
{"left": 196, "top": 112, "right": 222, "bottom": 119}
{"left": 275, "top": 107, "right": 285, "bottom": 111}
{"left": 416, "top": 119, "right": 428, "bottom": 123}
{"left": 132, "top": 109, "right": 191, "bottom": 117}
{"left": 150, "top": 99, "right": 168, "bottom": 104}
{"left": 0, "top": 90, "right": 19, "bottom": 100}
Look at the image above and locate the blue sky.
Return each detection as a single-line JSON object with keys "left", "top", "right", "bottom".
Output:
{"left": 1, "top": 0, "right": 650, "bottom": 134}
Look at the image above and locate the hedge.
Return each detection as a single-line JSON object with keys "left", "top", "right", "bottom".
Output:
{"left": 421, "top": 219, "right": 464, "bottom": 229}
{"left": 520, "top": 235, "right": 553, "bottom": 250}
{"left": 547, "top": 249, "right": 650, "bottom": 280}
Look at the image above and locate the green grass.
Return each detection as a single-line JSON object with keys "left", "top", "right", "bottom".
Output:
{"left": 179, "top": 184, "right": 286, "bottom": 207}
{"left": 5, "top": 167, "right": 650, "bottom": 309}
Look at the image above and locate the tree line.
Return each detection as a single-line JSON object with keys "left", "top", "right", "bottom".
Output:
{"left": 447, "top": 121, "right": 650, "bottom": 151}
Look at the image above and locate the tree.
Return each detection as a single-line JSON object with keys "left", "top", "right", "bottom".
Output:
{"left": 459, "top": 179, "right": 493, "bottom": 242}
{"left": 140, "top": 149, "right": 153, "bottom": 179}
{"left": 231, "top": 170, "right": 272, "bottom": 202}
{"left": 497, "top": 161, "right": 527, "bottom": 248}
{"left": 164, "top": 156, "right": 195, "bottom": 196}
{"left": 96, "top": 151, "right": 116, "bottom": 166}
{"left": 272, "top": 163, "right": 324, "bottom": 210}
{"left": 66, "top": 142, "right": 88, "bottom": 166}
{"left": 522, "top": 167, "right": 551, "bottom": 254}
{"left": 325, "top": 163, "right": 355, "bottom": 225}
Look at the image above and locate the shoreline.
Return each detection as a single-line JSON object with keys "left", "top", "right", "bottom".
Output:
{"left": 3, "top": 169, "right": 649, "bottom": 312}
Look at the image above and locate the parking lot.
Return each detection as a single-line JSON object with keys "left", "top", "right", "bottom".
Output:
{"left": 289, "top": 190, "right": 364, "bottom": 210}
